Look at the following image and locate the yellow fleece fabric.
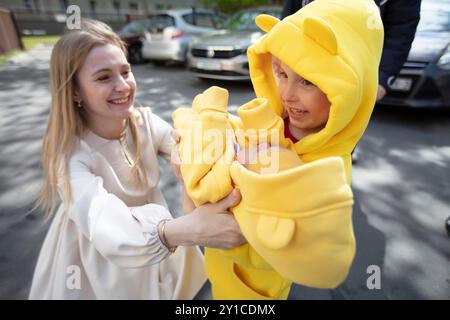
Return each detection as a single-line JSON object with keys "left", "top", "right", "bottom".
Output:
{"left": 173, "top": 86, "right": 354, "bottom": 299}
{"left": 172, "top": 86, "right": 235, "bottom": 207}
{"left": 172, "top": 86, "right": 298, "bottom": 206}
{"left": 173, "top": 0, "right": 383, "bottom": 299}
{"left": 229, "top": 157, "right": 354, "bottom": 289}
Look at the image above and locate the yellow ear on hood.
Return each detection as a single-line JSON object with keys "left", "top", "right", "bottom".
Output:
{"left": 256, "top": 215, "right": 295, "bottom": 250}
{"left": 255, "top": 14, "right": 280, "bottom": 33}
{"left": 303, "top": 16, "right": 337, "bottom": 55}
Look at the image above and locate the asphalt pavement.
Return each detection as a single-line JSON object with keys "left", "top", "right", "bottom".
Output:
{"left": 0, "top": 45, "right": 449, "bottom": 299}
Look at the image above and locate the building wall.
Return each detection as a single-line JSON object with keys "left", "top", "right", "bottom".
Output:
{"left": 0, "top": 0, "right": 202, "bottom": 34}
{"left": 0, "top": 0, "right": 202, "bottom": 14}
{"left": 0, "top": 7, "right": 22, "bottom": 54}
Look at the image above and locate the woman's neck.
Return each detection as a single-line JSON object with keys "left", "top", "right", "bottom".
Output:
{"left": 87, "top": 117, "right": 128, "bottom": 140}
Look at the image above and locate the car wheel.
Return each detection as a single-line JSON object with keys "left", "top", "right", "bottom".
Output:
{"left": 446, "top": 216, "right": 450, "bottom": 237}
{"left": 197, "top": 77, "right": 216, "bottom": 84}
{"left": 128, "top": 45, "right": 143, "bottom": 64}
{"left": 152, "top": 60, "right": 166, "bottom": 67}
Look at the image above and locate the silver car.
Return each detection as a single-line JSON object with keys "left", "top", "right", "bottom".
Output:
{"left": 187, "top": 7, "right": 282, "bottom": 80}
{"left": 142, "top": 9, "right": 221, "bottom": 63}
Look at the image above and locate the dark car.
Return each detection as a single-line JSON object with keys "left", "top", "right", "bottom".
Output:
{"left": 118, "top": 19, "right": 153, "bottom": 64}
{"left": 379, "top": 0, "right": 450, "bottom": 108}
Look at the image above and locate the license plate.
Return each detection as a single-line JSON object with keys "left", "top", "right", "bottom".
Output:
{"left": 389, "top": 78, "right": 413, "bottom": 91}
{"left": 197, "top": 61, "right": 221, "bottom": 71}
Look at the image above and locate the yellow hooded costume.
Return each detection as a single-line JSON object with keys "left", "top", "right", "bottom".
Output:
{"left": 172, "top": 0, "right": 383, "bottom": 299}
{"left": 249, "top": 0, "right": 384, "bottom": 182}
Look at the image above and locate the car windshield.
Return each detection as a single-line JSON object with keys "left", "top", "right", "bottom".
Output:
{"left": 148, "top": 14, "right": 175, "bottom": 31}
{"left": 222, "top": 9, "right": 281, "bottom": 31}
{"left": 121, "top": 20, "right": 152, "bottom": 34}
{"left": 416, "top": 0, "right": 450, "bottom": 32}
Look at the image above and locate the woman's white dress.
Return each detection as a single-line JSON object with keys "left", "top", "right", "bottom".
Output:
{"left": 29, "top": 108, "right": 206, "bottom": 299}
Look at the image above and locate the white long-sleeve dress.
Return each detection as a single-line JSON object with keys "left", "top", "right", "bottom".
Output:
{"left": 29, "top": 107, "right": 206, "bottom": 299}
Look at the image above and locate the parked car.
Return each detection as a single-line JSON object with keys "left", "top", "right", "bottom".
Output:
{"left": 379, "top": 0, "right": 450, "bottom": 108}
{"left": 187, "top": 6, "right": 282, "bottom": 80}
{"left": 141, "top": 9, "right": 221, "bottom": 64}
{"left": 118, "top": 19, "right": 153, "bottom": 64}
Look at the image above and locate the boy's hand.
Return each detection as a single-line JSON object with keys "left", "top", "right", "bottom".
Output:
{"left": 376, "top": 84, "right": 386, "bottom": 101}
{"left": 236, "top": 143, "right": 270, "bottom": 167}
{"left": 171, "top": 130, "right": 181, "bottom": 144}
{"left": 237, "top": 146, "right": 257, "bottom": 168}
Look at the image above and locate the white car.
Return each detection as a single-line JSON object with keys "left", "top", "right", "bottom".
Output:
{"left": 142, "top": 9, "right": 221, "bottom": 64}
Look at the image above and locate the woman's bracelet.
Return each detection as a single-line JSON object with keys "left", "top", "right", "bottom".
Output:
{"left": 158, "top": 219, "right": 177, "bottom": 253}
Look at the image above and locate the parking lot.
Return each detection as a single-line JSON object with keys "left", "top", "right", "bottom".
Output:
{"left": 0, "top": 45, "right": 449, "bottom": 299}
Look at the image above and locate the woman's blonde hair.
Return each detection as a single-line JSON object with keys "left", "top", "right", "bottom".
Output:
{"left": 36, "top": 19, "right": 147, "bottom": 220}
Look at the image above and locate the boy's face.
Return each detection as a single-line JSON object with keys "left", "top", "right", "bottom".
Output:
{"left": 274, "top": 60, "right": 331, "bottom": 138}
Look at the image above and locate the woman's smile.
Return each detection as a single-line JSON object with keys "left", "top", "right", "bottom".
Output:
{"left": 108, "top": 95, "right": 132, "bottom": 107}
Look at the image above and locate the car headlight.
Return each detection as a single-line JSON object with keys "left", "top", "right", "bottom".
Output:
{"left": 437, "top": 47, "right": 450, "bottom": 70}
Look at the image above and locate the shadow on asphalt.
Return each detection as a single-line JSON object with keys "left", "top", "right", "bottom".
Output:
{"left": 349, "top": 103, "right": 450, "bottom": 298}
{"left": 1, "top": 59, "right": 448, "bottom": 299}
{"left": 0, "top": 61, "right": 52, "bottom": 299}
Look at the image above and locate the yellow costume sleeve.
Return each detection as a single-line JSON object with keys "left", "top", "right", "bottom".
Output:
{"left": 233, "top": 98, "right": 291, "bottom": 149}
{"left": 172, "top": 86, "right": 235, "bottom": 206}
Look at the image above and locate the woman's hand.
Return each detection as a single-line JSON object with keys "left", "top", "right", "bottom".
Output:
{"left": 170, "top": 130, "right": 183, "bottom": 183}
{"left": 376, "top": 84, "right": 386, "bottom": 101}
{"left": 164, "top": 189, "right": 247, "bottom": 249}
{"left": 192, "top": 189, "right": 246, "bottom": 248}
{"left": 181, "top": 184, "right": 196, "bottom": 214}
{"left": 170, "top": 130, "right": 197, "bottom": 213}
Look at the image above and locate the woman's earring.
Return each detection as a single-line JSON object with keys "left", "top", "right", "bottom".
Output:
{"left": 76, "top": 101, "right": 82, "bottom": 108}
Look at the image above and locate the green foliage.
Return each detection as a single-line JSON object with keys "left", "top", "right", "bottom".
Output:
{"left": 21, "top": 35, "right": 61, "bottom": 50}
{"left": 0, "top": 50, "right": 20, "bottom": 65}
{"left": 0, "top": 36, "right": 61, "bottom": 65}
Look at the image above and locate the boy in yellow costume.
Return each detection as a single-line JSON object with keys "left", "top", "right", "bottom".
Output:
{"left": 173, "top": 0, "right": 383, "bottom": 299}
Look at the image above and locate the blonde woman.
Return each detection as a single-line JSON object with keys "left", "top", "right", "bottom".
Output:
{"left": 29, "top": 19, "right": 245, "bottom": 300}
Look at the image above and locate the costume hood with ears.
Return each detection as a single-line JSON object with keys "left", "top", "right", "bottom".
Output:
{"left": 247, "top": 0, "right": 384, "bottom": 181}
